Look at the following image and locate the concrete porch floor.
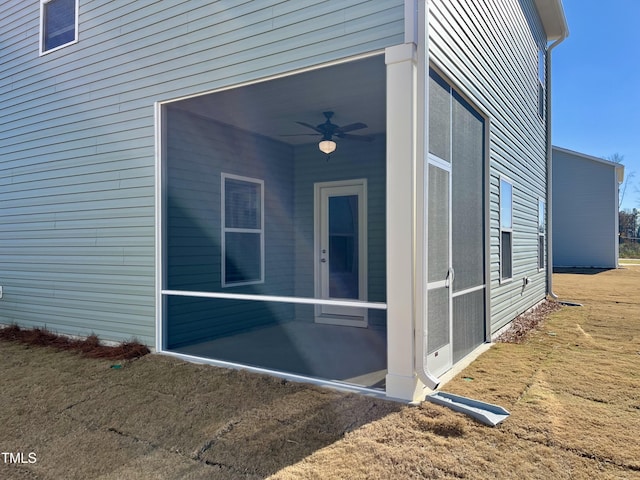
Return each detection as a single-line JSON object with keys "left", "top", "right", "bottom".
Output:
{"left": 172, "top": 321, "right": 387, "bottom": 389}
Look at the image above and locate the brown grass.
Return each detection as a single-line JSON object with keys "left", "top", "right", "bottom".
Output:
{"left": 0, "top": 267, "right": 639, "bottom": 479}
{"left": 274, "top": 267, "right": 640, "bottom": 479}
{"left": 0, "top": 324, "right": 149, "bottom": 359}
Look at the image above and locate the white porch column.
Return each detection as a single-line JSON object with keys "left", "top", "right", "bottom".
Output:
{"left": 385, "top": 43, "right": 424, "bottom": 402}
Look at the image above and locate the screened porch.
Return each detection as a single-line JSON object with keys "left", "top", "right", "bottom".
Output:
{"left": 158, "top": 55, "right": 389, "bottom": 389}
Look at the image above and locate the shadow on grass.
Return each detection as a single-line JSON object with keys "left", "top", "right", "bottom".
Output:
{"left": 553, "top": 267, "right": 613, "bottom": 275}
{"left": 0, "top": 330, "right": 403, "bottom": 479}
{"left": 188, "top": 383, "right": 405, "bottom": 477}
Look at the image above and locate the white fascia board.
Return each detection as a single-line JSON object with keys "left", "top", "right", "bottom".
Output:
{"left": 534, "top": 0, "right": 569, "bottom": 41}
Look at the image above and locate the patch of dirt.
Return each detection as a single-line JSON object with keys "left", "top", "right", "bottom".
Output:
{"left": 495, "top": 300, "right": 562, "bottom": 344}
{"left": 0, "top": 324, "right": 149, "bottom": 360}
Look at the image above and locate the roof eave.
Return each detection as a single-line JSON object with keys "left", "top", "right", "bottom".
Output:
{"left": 552, "top": 146, "right": 626, "bottom": 183}
{"left": 534, "top": 0, "right": 569, "bottom": 42}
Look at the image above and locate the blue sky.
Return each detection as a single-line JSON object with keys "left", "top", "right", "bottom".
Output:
{"left": 552, "top": 0, "right": 640, "bottom": 210}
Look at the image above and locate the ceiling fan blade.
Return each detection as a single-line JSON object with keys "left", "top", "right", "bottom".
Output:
{"left": 296, "top": 121, "right": 324, "bottom": 134}
{"left": 280, "top": 133, "right": 319, "bottom": 137}
{"left": 340, "top": 133, "right": 374, "bottom": 142}
{"left": 337, "top": 122, "right": 368, "bottom": 133}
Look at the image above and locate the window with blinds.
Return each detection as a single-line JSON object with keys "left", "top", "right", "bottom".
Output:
{"left": 221, "top": 174, "right": 264, "bottom": 287}
{"left": 41, "top": 0, "right": 78, "bottom": 54}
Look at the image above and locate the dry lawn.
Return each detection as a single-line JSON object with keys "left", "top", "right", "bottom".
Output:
{"left": 1, "top": 267, "right": 639, "bottom": 479}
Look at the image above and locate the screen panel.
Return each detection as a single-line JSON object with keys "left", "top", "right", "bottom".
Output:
{"left": 451, "top": 92, "right": 485, "bottom": 292}
{"left": 428, "top": 70, "right": 451, "bottom": 162}
{"left": 427, "top": 164, "right": 450, "bottom": 283}
{"left": 427, "top": 287, "right": 450, "bottom": 354}
{"left": 452, "top": 289, "right": 485, "bottom": 362}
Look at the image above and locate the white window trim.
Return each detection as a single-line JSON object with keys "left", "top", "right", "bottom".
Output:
{"left": 499, "top": 177, "right": 514, "bottom": 283}
{"left": 221, "top": 173, "right": 265, "bottom": 288}
{"left": 538, "top": 198, "right": 546, "bottom": 271}
{"left": 40, "top": 0, "right": 79, "bottom": 56}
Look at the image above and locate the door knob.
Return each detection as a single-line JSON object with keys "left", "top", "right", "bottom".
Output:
{"left": 444, "top": 267, "right": 454, "bottom": 288}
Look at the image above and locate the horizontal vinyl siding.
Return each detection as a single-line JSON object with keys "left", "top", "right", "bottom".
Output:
{"left": 552, "top": 150, "right": 618, "bottom": 268}
{"left": 165, "top": 108, "right": 296, "bottom": 296}
{"left": 167, "top": 296, "right": 292, "bottom": 349}
{"left": 165, "top": 108, "right": 295, "bottom": 347}
{"left": 0, "top": 0, "right": 404, "bottom": 344}
{"left": 429, "top": 0, "right": 548, "bottom": 333}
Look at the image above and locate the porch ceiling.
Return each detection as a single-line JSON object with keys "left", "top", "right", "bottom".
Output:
{"left": 171, "top": 55, "right": 386, "bottom": 145}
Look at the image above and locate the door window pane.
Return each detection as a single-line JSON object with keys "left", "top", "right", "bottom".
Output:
{"left": 328, "top": 195, "right": 359, "bottom": 299}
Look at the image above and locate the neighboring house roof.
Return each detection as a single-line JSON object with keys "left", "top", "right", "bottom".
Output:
{"left": 534, "top": 0, "right": 569, "bottom": 41}
{"left": 553, "top": 145, "right": 625, "bottom": 184}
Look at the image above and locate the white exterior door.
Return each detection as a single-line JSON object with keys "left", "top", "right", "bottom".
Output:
{"left": 425, "top": 158, "right": 453, "bottom": 376}
{"left": 315, "top": 180, "right": 368, "bottom": 327}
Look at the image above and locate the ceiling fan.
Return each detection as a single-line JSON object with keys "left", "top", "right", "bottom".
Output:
{"left": 284, "top": 111, "right": 373, "bottom": 154}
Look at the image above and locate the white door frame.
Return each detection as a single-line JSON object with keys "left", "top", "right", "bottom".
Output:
{"left": 314, "top": 179, "right": 368, "bottom": 327}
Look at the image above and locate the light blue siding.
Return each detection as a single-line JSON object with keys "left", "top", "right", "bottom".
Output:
{"left": 0, "top": 1, "right": 403, "bottom": 344}
{"left": 552, "top": 147, "right": 619, "bottom": 268}
{"left": 429, "top": 0, "right": 550, "bottom": 332}
{"left": 165, "top": 108, "right": 295, "bottom": 347}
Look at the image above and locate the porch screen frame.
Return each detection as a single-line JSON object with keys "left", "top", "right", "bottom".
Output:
{"left": 154, "top": 51, "right": 389, "bottom": 356}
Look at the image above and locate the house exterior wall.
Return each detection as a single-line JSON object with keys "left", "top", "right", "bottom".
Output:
{"left": 0, "top": 1, "right": 404, "bottom": 345}
{"left": 552, "top": 147, "right": 619, "bottom": 268}
{"left": 428, "top": 0, "right": 550, "bottom": 333}
{"left": 1, "top": 0, "right": 565, "bottom": 401}
{"left": 165, "top": 107, "right": 296, "bottom": 347}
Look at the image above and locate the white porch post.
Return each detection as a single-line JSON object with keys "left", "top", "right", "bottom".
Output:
{"left": 385, "top": 43, "right": 424, "bottom": 402}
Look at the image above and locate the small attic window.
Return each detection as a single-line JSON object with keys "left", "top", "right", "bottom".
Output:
{"left": 40, "top": 0, "right": 78, "bottom": 55}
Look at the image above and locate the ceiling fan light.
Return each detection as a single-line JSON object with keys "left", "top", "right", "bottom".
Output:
{"left": 318, "top": 139, "right": 337, "bottom": 154}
